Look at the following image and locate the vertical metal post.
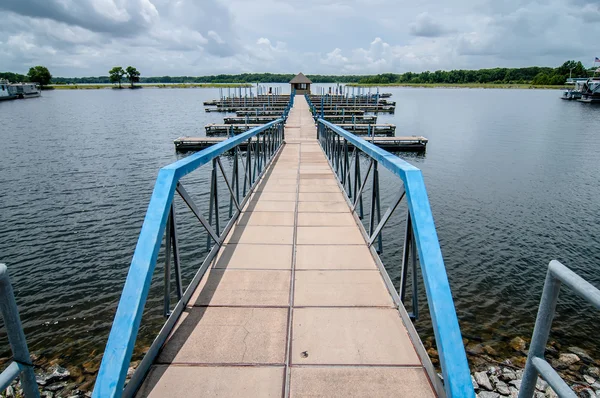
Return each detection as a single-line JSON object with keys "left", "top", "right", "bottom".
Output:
{"left": 163, "top": 208, "right": 172, "bottom": 316}
{"left": 354, "top": 153, "right": 364, "bottom": 218}
{"left": 376, "top": 170, "right": 383, "bottom": 253}
{"left": 0, "top": 265, "right": 40, "bottom": 398}
{"left": 170, "top": 204, "right": 183, "bottom": 300}
{"left": 369, "top": 161, "right": 378, "bottom": 237}
{"left": 519, "top": 271, "right": 562, "bottom": 398}
{"left": 212, "top": 159, "right": 221, "bottom": 238}
{"left": 207, "top": 160, "right": 218, "bottom": 250}
{"left": 411, "top": 224, "right": 418, "bottom": 319}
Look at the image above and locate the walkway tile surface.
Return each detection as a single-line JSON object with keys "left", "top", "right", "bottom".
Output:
{"left": 139, "top": 95, "right": 436, "bottom": 397}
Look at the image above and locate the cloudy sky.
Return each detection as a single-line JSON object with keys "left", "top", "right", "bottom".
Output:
{"left": 1, "top": 0, "right": 599, "bottom": 77}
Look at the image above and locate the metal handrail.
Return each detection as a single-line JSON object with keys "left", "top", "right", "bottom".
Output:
{"left": 519, "top": 260, "right": 600, "bottom": 398}
{"left": 316, "top": 118, "right": 474, "bottom": 398}
{"left": 0, "top": 264, "right": 39, "bottom": 397}
{"left": 92, "top": 116, "right": 287, "bottom": 397}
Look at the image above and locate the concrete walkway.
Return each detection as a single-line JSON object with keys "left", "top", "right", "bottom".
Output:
{"left": 137, "top": 96, "right": 437, "bottom": 397}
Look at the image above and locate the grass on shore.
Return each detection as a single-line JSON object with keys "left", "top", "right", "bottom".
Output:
{"left": 346, "top": 82, "right": 567, "bottom": 89}
{"left": 50, "top": 83, "right": 252, "bottom": 90}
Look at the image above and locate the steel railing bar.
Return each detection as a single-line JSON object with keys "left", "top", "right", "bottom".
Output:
{"left": 519, "top": 260, "right": 600, "bottom": 398}
{"left": 351, "top": 159, "right": 373, "bottom": 212}
{"left": 175, "top": 183, "right": 221, "bottom": 246}
{"left": 216, "top": 157, "right": 242, "bottom": 213}
{"left": 531, "top": 358, "right": 576, "bottom": 398}
{"left": 367, "top": 186, "right": 405, "bottom": 246}
{"left": 163, "top": 207, "right": 173, "bottom": 317}
{"left": 170, "top": 204, "right": 183, "bottom": 300}
{"left": 0, "top": 265, "right": 39, "bottom": 398}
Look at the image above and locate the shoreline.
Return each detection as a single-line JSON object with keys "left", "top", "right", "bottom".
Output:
{"left": 4, "top": 337, "right": 599, "bottom": 397}
{"left": 346, "top": 83, "right": 567, "bottom": 89}
{"left": 46, "top": 83, "right": 568, "bottom": 90}
{"left": 49, "top": 83, "right": 252, "bottom": 90}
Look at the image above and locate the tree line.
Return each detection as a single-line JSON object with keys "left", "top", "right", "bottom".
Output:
{"left": 357, "top": 61, "right": 591, "bottom": 85}
{"left": 0, "top": 66, "right": 52, "bottom": 87}
{"left": 1, "top": 60, "right": 594, "bottom": 86}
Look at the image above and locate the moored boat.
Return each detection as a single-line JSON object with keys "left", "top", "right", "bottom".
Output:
{"left": 0, "top": 79, "right": 17, "bottom": 101}
{"left": 578, "top": 77, "right": 600, "bottom": 103}
{"left": 561, "top": 78, "right": 586, "bottom": 100}
{"left": 10, "top": 82, "right": 41, "bottom": 99}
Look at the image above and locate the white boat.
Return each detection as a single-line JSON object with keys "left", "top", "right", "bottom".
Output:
{"left": 0, "top": 79, "right": 17, "bottom": 101}
{"left": 10, "top": 82, "right": 41, "bottom": 99}
{"left": 578, "top": 77, "right": 600, "bottom": 103}
{"left": 561, "top": 78, "right": 586, "bottom": 100}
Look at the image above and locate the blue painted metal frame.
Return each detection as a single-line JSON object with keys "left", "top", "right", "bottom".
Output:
{"left": 317, "top": 118, "right": 474, "bottom": 398}
{"left": 93, "top": 119, "right": 283, "bottom": 397}
{"left": 519, "top": 260, "right": 600, "bottom": 398}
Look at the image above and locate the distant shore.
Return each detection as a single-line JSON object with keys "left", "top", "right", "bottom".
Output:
{"left": 47, "top": 82, "right": 568, "bottom": 90}
{"left": 347, "top": 83, "right": 567, "bottom": 89}
{"left": 49, "top": 83, "right": 252, "bottom": 90}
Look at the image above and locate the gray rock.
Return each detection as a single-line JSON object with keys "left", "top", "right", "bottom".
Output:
{"left": 501, "top": 369, "right": 517, "bottom": 382}
{"left": 37, "top": 365, "right": 71, "bottom": 386}
{"left": 516, "top": 370, "right": 524, "bottom": 379}
{"left": 567, "top": 347, "right": 593, "bottom": 363}
{"left": 534, "top": 392, "right": 545, "bottom": 398}
{"left": 472, "top": 375, "right": 479, "bottom": 390}
{"left": 478, "top": 392, "right": 500, "bottom": 398}
{"left": 509, "top": 379, "right": 522, "bottom": 390}
{"left": 127, "top": 366, "right": 136, "bottom": 379}
{"left": 509, "top": 386, "right": 519, "bottom": 398}
{"left": 536, "top": 377, "right": 548, "bottom": 392}
{"left": 545, "top": 386, "right": 558, "bottom": 398}
{"left": 45, "top": 382, "right": 67, "bottom": 392}
{"left": 6, "top": 386, "right": 15, "bottom": 397}
{"left": 496, "top": 380, "right": 511, "bottom": 395}
{"left": 489, "top": 366, "right": 501, "bottom": 376}
{"left": 41, "top": 392, "right": 54, "bottom": 398}
{"left": 580, "top": 388, "right": 596, "bottom": 398}
{"left": 475, "top": 371, "right": 494, "bottom": 391}
{"left": 490, "top": 375, "right": 500, "bottom": 386}
{"left": 557, "top": 353, "right": 580, "bottom": 368}
{"left": 584, "top": 375, "right": 597, "bottom": 385}
{"left": 587, "top": 367, "right": 600, "bottom": 378}
{"left": 510, "top": 337, "right": 527, "bottom": 352}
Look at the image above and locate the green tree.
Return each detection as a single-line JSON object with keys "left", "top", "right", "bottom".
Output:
{"left": 109, "top": 66, "right": 126, "bottom": 88}
{"left": 27, "top": 66, "right": 52, "bottom": 87}
{"left": 125, "top": 66, "right": 140, "bottom": 88}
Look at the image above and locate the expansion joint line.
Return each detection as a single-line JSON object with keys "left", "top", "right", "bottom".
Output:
{"left": 283, "top": 139, "right": 301, "bottom": 398}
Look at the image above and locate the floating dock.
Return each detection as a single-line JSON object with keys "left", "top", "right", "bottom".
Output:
{"left": 224, "top": 115, "right": 378, "bottom": 124}
{"left": 205, "top": 123, "right": 397, "bottom": 137}
{"left": 175, "top": 134, "right": 426, "bottom": 151}
{"left": 142, "top": 96, "right": 438, "bottom": 396}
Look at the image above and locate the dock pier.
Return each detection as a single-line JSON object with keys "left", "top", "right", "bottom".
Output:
{"left": 94, "top": 94, "right": 472, "bottom": 397}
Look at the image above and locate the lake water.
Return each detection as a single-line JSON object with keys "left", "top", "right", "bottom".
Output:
{"left": 1, "top": 87, "right": 599, "bottom": 376}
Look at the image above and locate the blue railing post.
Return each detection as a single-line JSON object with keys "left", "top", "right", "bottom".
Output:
{"left": 0, "top": 264, "right": 40, "bottom": 398}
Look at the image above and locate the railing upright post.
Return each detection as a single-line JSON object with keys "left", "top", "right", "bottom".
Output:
{"left": 0, "top": 265, "right": 39, "bottom": 398}
{"left": 207, "top": 159, "right": 218, "bottom": 250}
{"left": 163, "top": 208, "right": 173, "bottom": 316}
{"left": 170, "top": 204, "right": 183, "bottom": 300}
{"left": 519, "top": 271, "right": 562, "bottom": 398}
{"left": 354, "top": 153, "right": 364, "bottom": 218}
{"left": 369, "top": 161, "right": 380, "bottom": 250}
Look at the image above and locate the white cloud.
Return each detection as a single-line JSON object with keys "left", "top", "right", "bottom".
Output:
{"left": 1, "top": 0, "right": 599, "bottom": 76}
